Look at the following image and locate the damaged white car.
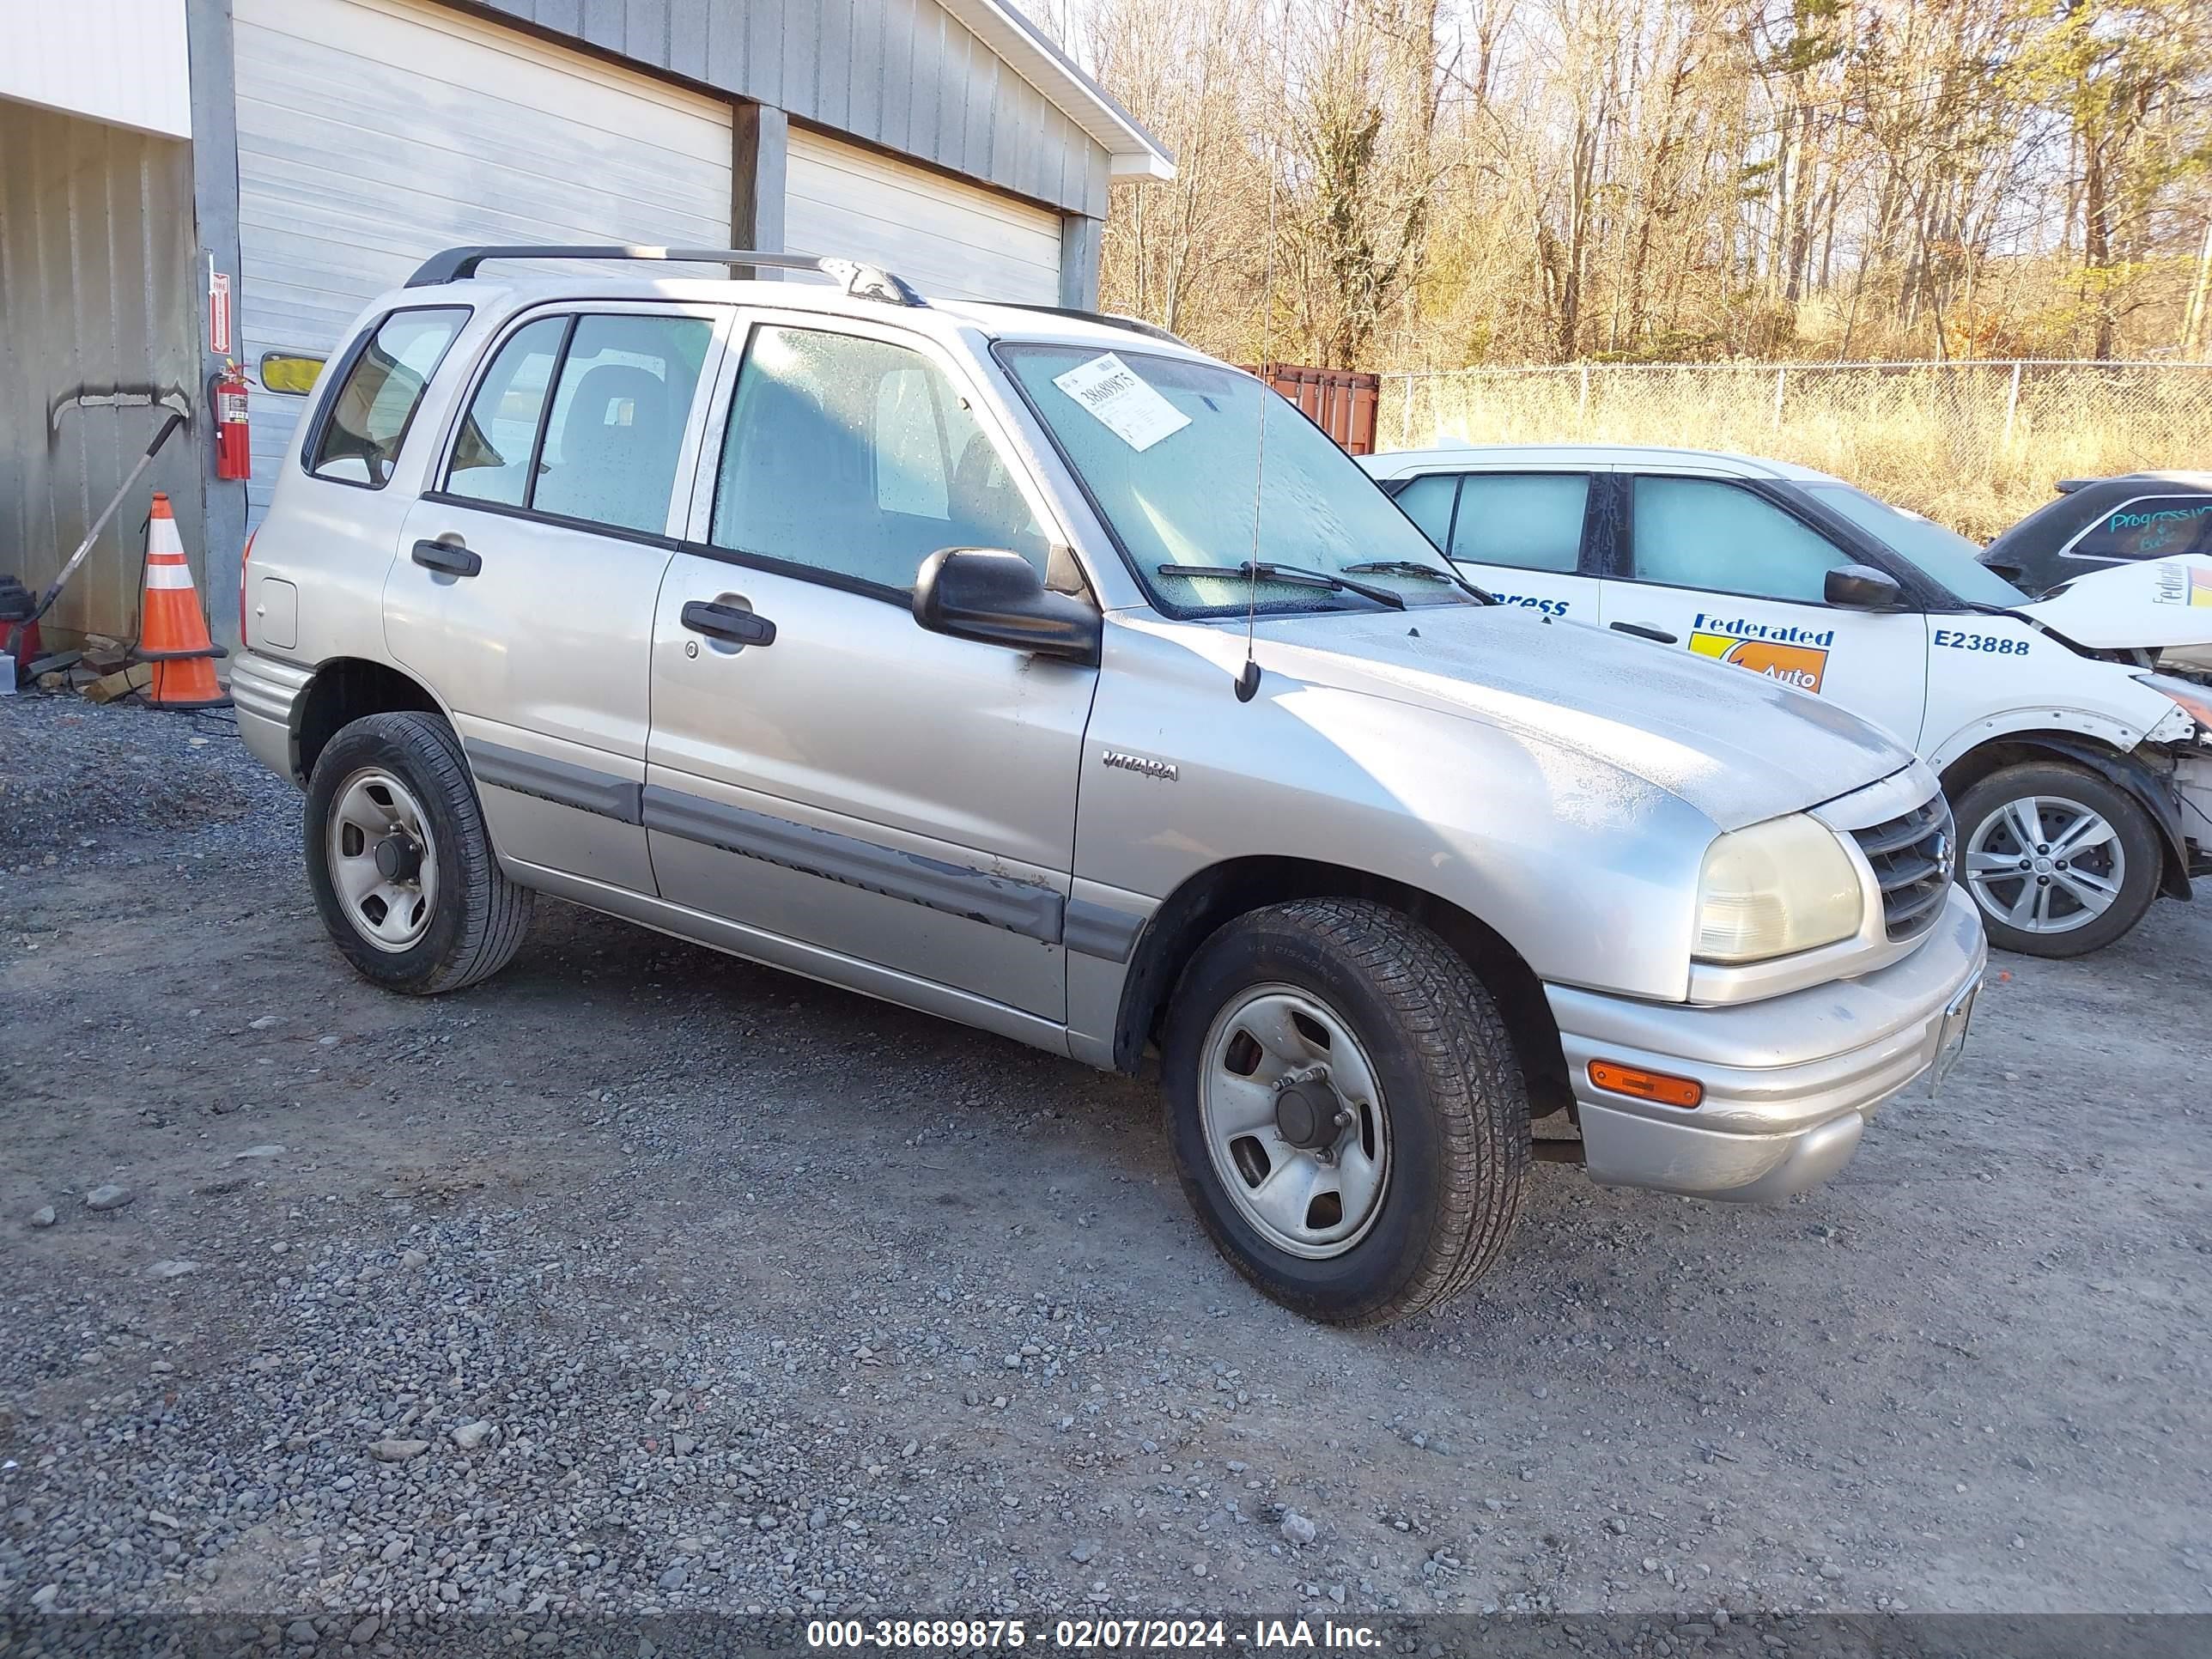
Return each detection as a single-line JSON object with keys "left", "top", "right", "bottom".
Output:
{"left": 1364, "top": 445, "right": 2212, "bottom": 957}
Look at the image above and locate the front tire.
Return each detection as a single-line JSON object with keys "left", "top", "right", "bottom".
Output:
{"left": 1161, "top": 899, "right": 1528, "bottom": 1326}
{"left": 305, "top": 712, "right": 532, "bottom": 994}
{"left": 1954, "top": 761, "right": 2160, "bottom": 957}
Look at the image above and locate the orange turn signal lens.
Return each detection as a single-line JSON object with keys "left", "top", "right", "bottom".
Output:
{"left": 1588, "top": 1060, "right": 1704, "bottom": 1109}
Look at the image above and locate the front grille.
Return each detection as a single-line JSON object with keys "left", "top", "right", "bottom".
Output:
{"left": 1851, "top": 794, "right": 1954, "bottom": 942}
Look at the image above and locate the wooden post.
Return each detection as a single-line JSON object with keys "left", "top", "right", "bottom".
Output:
{"left": 1772, "top": 366, "right": 1787, "bottom": 431}
{"left": 1577, "top": 364, "right": 1591, "bottom": 432}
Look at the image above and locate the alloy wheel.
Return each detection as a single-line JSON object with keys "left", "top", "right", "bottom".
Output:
{"left": 1963, "top": 793, "right": 2124, "bottom": 936}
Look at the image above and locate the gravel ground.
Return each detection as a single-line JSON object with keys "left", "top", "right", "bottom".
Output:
{"left": 3, "top": 692, "right": 2209, "bottom": 1644}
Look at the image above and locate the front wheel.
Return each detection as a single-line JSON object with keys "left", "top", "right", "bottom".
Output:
{"left": 1953, "top": 761, "right": 2161, "bottom": 957}
{"left": 304, "top": 711, "right": 532, "bottom": 993}
{"left": 1161, "top": 898, "right": 1528, "bottom": 1327}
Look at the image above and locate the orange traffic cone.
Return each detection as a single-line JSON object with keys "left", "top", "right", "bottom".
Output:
{"left": 137, "top": 493, "right": 228, "bottom": 708}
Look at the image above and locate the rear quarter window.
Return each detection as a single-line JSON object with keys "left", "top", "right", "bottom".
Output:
{"left": 2069, "top": 494, "right": 2212, "bottom": 562}
{"left": 306, "top": 307, "right": 471, "bottom": 488}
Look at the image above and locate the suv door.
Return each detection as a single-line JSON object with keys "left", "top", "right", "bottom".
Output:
{"left": 1386, "top": 469, "right": 1601, "bottom": 623}
{"left": 1599, "top": 472, "right": 1931, "bottom": 747}
{"left": 642, "top": 314, "right": 1097, "bottom": 1024}
{"left": 386, "top": 304, "right": 729, "bottom": 892}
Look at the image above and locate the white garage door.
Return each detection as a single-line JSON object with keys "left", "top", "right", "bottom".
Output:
{"left": 232, "top": 0, "right": 733, "bottom": 517}
{"left": 786, "top": 130, "right": 1062, "bottom": 308}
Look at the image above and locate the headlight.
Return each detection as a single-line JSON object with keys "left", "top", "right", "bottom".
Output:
{"left": 2135, "top": 671, "right": 2212, "bottom": 730}
{"left": 1694, "top": 813, "right": 1864, "bottom": 963}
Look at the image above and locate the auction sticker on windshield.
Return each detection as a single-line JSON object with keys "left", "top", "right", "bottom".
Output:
{"left": 1052, "top": 353, "right": 1190, "bottom": 451}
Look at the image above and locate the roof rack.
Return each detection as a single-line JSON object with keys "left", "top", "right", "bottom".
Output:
{"left": 1011, "top": 304, "right": 1192, "bottom": 349}
{"left": 404, "top": 246, "right": 927, "bottom": 307}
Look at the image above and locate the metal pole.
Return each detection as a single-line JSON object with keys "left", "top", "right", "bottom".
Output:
{"left": 1772, "top": 367, "right": 1787, "bottom": 431}
{"left": 1577, "top": 364, "right": 1590, "bottom": 432}
{"left": 2004, "top": 361, "right": 2023, "bottom": 445}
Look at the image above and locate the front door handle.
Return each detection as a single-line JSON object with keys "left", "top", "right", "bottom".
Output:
{"left": 680, "top": 599, "right": 776, "bottom": 648}
{"left": 1609, "top": 620, "right": 1678, "bottom": 645}
{"left": 411, "top": 538, "right": 481, "bottom": 578}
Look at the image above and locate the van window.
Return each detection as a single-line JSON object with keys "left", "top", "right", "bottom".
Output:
{"left": 307, "top": 308, "right": 469, "bottom": 487}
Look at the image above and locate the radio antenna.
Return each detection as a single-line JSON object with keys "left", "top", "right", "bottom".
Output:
{"left": 1236, "top": 3, "right": 1286, "bottom": 705}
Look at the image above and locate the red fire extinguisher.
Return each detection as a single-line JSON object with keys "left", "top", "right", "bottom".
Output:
{"left": 212, "top": 361, "right": 252, "bottom": 481}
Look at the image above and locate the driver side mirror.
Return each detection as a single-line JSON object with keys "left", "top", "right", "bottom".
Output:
{"left": 913, "top": 548, "right": 1101, "bottom": 666}
{"left": 1825, "top": 563, "right": 1906, "bottom": 611}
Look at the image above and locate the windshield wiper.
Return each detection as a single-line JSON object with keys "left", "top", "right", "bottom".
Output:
{"left": 1341, "top": 559, "right": 1493, "bottom": 603}
{"left": 1155, "top": 562, "right": 1407, "bottom": 611}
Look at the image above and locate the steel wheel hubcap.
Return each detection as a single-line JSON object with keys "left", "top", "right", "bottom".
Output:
{"left": 1964, "top": 793, "right": 2123, "bottom": 934}
{"left": 328, "top": 769, "right": 439, "bottom": 952}
{"left": 1199, "top": 985, "right": 1390, "bottom": 1260}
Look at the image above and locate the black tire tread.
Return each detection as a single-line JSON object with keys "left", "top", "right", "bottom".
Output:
{"left": 309, "top": 712, "right": 532, "bottom": 994}
{"left": 1952, "top": 760, "right": 2160, "bottom": 959}
{"left": 1173, "top": 897, "right": 1528, "bottom": 1327}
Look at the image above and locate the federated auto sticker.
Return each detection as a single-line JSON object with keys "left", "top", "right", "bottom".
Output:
{"left": 2151, "top": 561, "right": 2212, "bottom": 607}
{"left": 1687, "top": 611, "right": 1831, "bottom": 693}
{"left": 1052, "top": 353, "right": 1191, "bottom": 452}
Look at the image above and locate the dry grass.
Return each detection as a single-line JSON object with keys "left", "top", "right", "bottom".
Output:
{"left": 1379, "top": 362, "right": 2212, "bottom": 540}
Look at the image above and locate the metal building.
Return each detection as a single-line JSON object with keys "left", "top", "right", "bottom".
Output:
{"left": 1, "top": 0, "right": 1170, "bottom": 651}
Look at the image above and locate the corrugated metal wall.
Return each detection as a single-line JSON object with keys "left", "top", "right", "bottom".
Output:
{"left": 467, "top": 0, "right": 1111, "bottom": 218}
{"left": 0, "top": 100, "right": 201, "bottom": 646}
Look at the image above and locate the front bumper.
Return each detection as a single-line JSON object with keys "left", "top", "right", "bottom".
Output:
{"left": 1546, "top": 888, "right": 1987, "bottom": 1202}
{"left": 230, "top": 650, "right": 314, "bottom": 785}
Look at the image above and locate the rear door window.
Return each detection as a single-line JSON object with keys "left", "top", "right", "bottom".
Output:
{"left": 535, "top": 314, "right": 714, "bottom": 534}
{"left": 307, "top": 307, "right": 470, "bottom": 487}
{"left": 1388, "top": 473, "right": 1460, "bottom": 550}
{"left": 441, "top": 312, "right": 714, "bottom": 537}
{"left": 2067, "top": 495, "right": 2212, "bottom": 564}
{"left": 1449, "top": 474, "right": 1590, "bottom": 573}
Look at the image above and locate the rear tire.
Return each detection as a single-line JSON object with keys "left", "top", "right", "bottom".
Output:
{"left": 305, "top": 711, "right": 532, "bottom": 994}
{"left": 1161, "top": 898, "right": 1528, "bottom": 1326}
{"left": 1953, "top": 761, "right": 2160, "bottom": 957}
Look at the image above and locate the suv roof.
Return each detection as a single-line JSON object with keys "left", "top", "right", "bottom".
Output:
{"left": 1364, "top": 442, "right": 1847, "bottom": 484}
{"left": 385, "top": 242, "right": 1211, "bottom": 362}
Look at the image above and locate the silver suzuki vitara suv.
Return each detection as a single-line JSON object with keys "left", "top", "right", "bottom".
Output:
{"left": 232, "top": 246, "right": 1986, "bottom": 1326}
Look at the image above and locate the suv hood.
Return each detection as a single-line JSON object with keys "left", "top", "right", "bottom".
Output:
{"left": 1253, "top": 605, "right": 1906, "bottom": 832}
{"left": 2011, "top": 553, "right": 2212, "bottom": 648}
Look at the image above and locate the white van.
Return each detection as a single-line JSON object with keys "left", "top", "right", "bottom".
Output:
{"left": 1364, "top": 444, "right": 2212, "bottom": 957}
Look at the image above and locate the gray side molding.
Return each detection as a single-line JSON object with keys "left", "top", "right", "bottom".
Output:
{"left": 465, "top": 740, "right": 642, "bottom": 824}
{"left": 1062, "top": 898, "right": 1144, "bottom": 964}
{"left": 642, "top": 785, "right": 1066, "bottom": 945}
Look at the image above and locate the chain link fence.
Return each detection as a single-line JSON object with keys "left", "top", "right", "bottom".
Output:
{"left": 1377, "top": 361, "right": 2212, "bottom": 539}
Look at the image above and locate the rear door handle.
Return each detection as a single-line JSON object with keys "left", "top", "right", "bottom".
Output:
{"left": 1609, "top": 620, "right": 1678, "bottom": 645}
{"left": 411, "top": 538, "right": 481, "bottom": 578}
{"left": 681, "top": 599, "right": 776, "bottom": 647}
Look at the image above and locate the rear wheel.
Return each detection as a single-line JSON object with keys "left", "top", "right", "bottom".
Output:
{"left": 1161, "top": 898, "right": 1528, "bottom": 1326}
{"left": 1954, "top": 761, "right": 2160, "bottom": 957}
{"left": 305, "top": 712, "right": 532, "bottom": 993}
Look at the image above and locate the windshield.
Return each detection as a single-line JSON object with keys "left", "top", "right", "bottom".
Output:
{"left": 999, "top": 344, "right": 1468, "bottom": 613}
{"left": 1806, "top": 483, "right": 2032, "bottom": 609}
